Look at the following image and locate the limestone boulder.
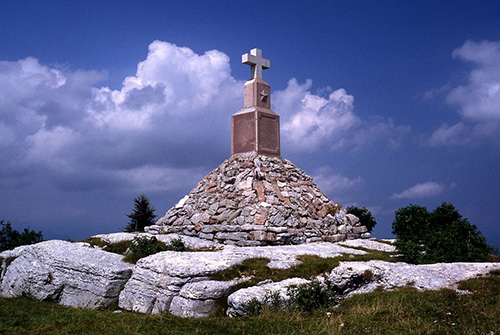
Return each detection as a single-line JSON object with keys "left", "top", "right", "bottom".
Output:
{"left": 0, "top": 240, "right": 132, "bottom": 310}
{"left": 328, "top": 260, "right": 500, "bottom": 295}
{"left": 118, "top": 250, "right": 246, "bottom": 314}
{"left": 170, "top": 279, "right": 241, "bottom": 317}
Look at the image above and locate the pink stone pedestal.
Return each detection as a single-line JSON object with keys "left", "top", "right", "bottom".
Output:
{"left": 231, "top": 78, "right": 280, "bottom": 156}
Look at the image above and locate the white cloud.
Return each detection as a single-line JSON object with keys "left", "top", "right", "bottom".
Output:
{"left": 0, "top": 41, "right": 242, "bottom": 195}
{"left": 390, "top": 181, "right": 446, "bottom": 200}
{"left": 426, "top": 40, "right": 500, "bottom": 146}
{"left": 312, "top": 166, "right": 362, "bottom": 195}
{"left": 275, "top": 79, "right": 408, "bottom": 152}
{"left": 425, "top": 122, "right": 472, "bottom": 147}
{"left": 276, "top": 79, "right": 359, "bottom": 151}
{"left": 0, "top": 40, "right": 410, "bottom": 215}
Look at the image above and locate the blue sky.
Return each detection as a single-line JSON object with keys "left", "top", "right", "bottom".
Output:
{"left": 1, "top": 1, "right": 499, "bottom": 246}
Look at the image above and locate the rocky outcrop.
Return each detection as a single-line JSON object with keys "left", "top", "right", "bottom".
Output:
{"left": 3, "top": 238, "right": 497, "bottom": 318}
{"left": 170, "top": 279, "right": 242, "bottom": 317}
{"left": 148, "top": 153, "right": 370, "bottom": 245}
{"left": 328, "top": 260, "right": 500, "bottom": 295}
{"left": 0, "top": 240, "right": 132, "bottom": 310}
{"left": 117, "top": 241, "right": 366, "bottom": 314}
{"left": 226, "top": 260, "right": 500, "bottom": 317}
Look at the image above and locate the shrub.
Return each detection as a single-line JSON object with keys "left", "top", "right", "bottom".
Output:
{"left": 241, "top": 291, "right": 282, "bottom": 316}
{"left": 124, "top": 236, "right": 168, "bottom": 263}
{"left": 346, "top": 206, "right": 377, "bottom": 232}
{"left": 123, "top": 236, "right": 187, "bottom": 263}
{"left": 286, "top": 278, "right": 339, "bottom": 312}
{"left": 0, "top": 220, "right": 43, "bottom": 252}
{"left": 123, "top": 194, "right": 157, "bottom": 232}
{"left": 169, "top": 238, "right": 186, "bottom": 252}
{"left": 392, "top": 202, "right": 492, "bottom": 264}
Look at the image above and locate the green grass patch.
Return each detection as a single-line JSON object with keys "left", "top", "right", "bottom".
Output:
{"left": 103, "top": 240, "right": 131, "bottom": 254}
{"left": 210, "top": 248, "right": 400, "bottom": 287}
{"left": 1, "top": 271, "right": 499, "bottom": 334}
{"left": 81, "top": 237, "right": 107, "bottom": 248}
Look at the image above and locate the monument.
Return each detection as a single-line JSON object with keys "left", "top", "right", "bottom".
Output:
{"left": 147, "top": 48, "right": 370, "bottom": 245}
{"left": 232, "top": 48, "right": 280, "bottom": 156}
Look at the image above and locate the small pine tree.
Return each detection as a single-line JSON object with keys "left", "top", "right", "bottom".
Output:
{"left": 123, "top": 194, "right": 157, "bottom": 232}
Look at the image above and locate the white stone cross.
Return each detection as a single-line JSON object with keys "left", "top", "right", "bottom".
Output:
{"left": 242, "top": 48, "right": 270, "bottom": 80}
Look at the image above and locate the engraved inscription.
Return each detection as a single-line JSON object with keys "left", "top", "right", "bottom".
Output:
{"left": 259, "top": 114, "right": 278, "bottom": 152}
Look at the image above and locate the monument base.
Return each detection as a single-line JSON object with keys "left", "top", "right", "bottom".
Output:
{"left": 231, "top": 107, "right": 280, "bottom": 156}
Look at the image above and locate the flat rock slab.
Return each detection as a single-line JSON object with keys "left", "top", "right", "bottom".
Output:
{"left": 0, "top": 240, "right": 132, "bottom": 310}
{"left": 329, "top": 260, "right": 500, "bottom": 295}
{"left": 339, "top": 239, "right": 396, "bottom": 252}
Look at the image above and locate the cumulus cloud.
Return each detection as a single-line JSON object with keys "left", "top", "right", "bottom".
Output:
{"left": 390, "top": 181, "right": 446, "bottom": 200}
{"left": 0, "top": 40, "right": 414, "bottom": 237}
{"left": 0, "top": 41, "right": 242, "bottom": 197}
{"left": 274, "top": 79, "right": 409, "bottom": 152}
{"left": 275, "top": 79, "right": 360, "bottom": 151}
{"left": 425, "top": 122, "right": 472, "bottom": 147}
{"left": 426, "top": 40, "right": 500, "bottom": 146}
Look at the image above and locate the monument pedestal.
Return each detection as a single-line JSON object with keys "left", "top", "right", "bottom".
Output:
{"left": 231, "top": 78, "right": 280, "bottom": 156}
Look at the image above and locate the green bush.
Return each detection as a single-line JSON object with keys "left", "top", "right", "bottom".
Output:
{"left": 0, "top": 220, "right": 43, "bottom": 252}
{"left": 346, "top": 206, "right": 377, "bottom": 232}
{"left": 392, "top": 202, "right": 492, "bottom": 264}
{"left": 124, "top": 236, "right": 168, "bottom": 263}
{"left": 169, "top": 238, "right": 186, "bottom": 252}
{"left": 287, "top": 278, "right": 338, "bottom": 312}
{"left": 123, "top": 236, "right": 187, "bottom": 263}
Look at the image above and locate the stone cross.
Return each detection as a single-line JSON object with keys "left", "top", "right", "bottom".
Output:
{"left": 242, "top": 48, "right": 270, "bottom": 80}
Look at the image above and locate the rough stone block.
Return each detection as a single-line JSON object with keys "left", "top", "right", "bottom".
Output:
{"left": 353, "top": 226, "right": 368, "bottom": 234}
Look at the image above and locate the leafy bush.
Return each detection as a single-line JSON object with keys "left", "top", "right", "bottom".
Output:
{"left": 0, "top": 220, "right": 43, "bottom": 252}
{"left": 241, "top": 278, "right": 339, "bottom": 316}
{"left": 241, "top": 291, "right": 282, "bottom": 316}
{"left": 123, "top": 194, "right": 157, "bottom": 232}
{"left": 124, "top": 236, "right": 168, "bottom": 263}
{"left": 169, "top": 238, "right": 186, "bottom": 252}
{"left": 286, "top": 278, "right": 338, "bottom": 312}
{"left": 392, "top": 203, "right": 492, "bottom": 264}
{"left": 123, "top": 236, "right": 187, "bottom": 263}
{"left": 346, "top": 206, "right": 377, "bottom": 232}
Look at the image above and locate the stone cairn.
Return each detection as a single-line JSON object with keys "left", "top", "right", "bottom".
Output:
{"left": 147, "top": 48, "right": 370, "bottom": 246}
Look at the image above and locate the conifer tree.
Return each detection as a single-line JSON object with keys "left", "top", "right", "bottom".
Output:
{"left": 0, "top": 220, "right": 43, "bottom": 252}
{"left": 124, "top": 194, "right": 157, "bottom": 232}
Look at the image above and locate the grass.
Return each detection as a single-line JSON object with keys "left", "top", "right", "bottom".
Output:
{"left": 210, "top": 248, "right": 399, "bottom": 284}
{"left": 1, "top": 270, "right": 499, "bottom": 334}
